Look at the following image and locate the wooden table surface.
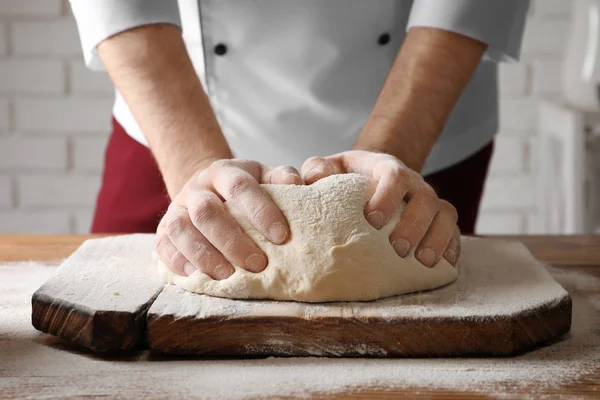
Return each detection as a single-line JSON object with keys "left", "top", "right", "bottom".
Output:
{"left": 1, "top": 234, "right": 599, "bottom": 265}
{"left": 1, "top": 234, "right": 599, "bottom": 399}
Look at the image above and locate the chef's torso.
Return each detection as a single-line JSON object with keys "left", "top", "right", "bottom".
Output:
{"left": 113, "top": 0, "right": 499, "bottom": 175}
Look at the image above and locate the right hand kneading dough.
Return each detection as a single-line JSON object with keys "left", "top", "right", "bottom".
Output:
{"left": 157, "top": 173, "right": 458, "bottom": 302}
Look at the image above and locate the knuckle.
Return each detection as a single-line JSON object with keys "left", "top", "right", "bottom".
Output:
{"left": 279, "top": 165, "right": 300, "bottom": 175}
{"left": 226, "top": 174, "right": 250, "bottom": 200}
{"left": 305, "top": 156, "right": 323, "bottom": 165}
{"left": 237, "top": 158, "right": 255, "bottom": 167}
{"left": 408, "top": 170, "right": 424, "bottom": 185}
{"left": 155, "top": 233, "right": 170, "bottom": 251}
{"left": 455, "top": 225, "right": 462, "bottom": 237}
{"left": 419, "top": 185, "right": 439, "bottom": 203}
{"left": 190, "top": 195, "right": 219, "bottom": 226}
{"left": 169, "top": 250, "right": 186, "bottom": 270}
{"left": 210, "top": 159, "right": 231, "bottom": 171}
{"left": 303, "top": 156, "right": 325, "bottom": 170}
{"left": 390, "top": 164, "right": 410, "bottom": 182}
{"left": 454, "top": 236, "right": 462, "bottom": 251}
{"left": 440, "top": 200, "right": 459, "bottom": 221}
{"left": 379, "top": 164, "right": 410, "bottom": 188}
{"left": 186, "top": 175, "right": 206, "bottom": 192}
{"left": 455, "top": 241, "right": 462, "bottom": 257}
{"left": 165, "top": 214, "right": 186, "bottom": 237}
{"left": 274, "top": 165, "right": 302, "bottom": 184}
{"left": 209, "top": 159, "right": 241, "bottom": 177}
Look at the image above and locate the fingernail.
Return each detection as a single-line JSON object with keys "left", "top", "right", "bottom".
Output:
{"left": 214, "top": 264, "right": 234, "bottom": 280}
{"left": 366, "top": 211, "right": 384, "bottom": 229}
{"left": 418, "top": 248, "right": 437, "bottom": 268}
{"left": 268, "top": 222, "right": 289, "bottom": 244}
{"left": 444, "top": 249, "right": 458, "bottom": 266}
{"left": 246, "top": 253, "right": 267, "bottom": 272}
{"left": 392, "top": 239, "right": 410, "bottom": 257}
{"left": 183, "top": 262, "right": 197, "bottom": 276}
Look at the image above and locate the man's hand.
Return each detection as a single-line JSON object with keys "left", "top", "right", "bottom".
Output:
{"left": 302, "top": 150, "right": 460, "bottom": 268}
{"left": 156, "top": 159, "right": 303, "bottom": 279}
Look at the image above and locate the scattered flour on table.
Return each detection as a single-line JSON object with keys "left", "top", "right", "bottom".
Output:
{"left": 1, "top": 262, "right": 599, "bottom": 399}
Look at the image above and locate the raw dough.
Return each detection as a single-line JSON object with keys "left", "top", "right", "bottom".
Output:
{"left": 157, "top": 173, "right": 458, "bottom": 302}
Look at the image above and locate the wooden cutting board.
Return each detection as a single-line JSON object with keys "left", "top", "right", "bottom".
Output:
{"left": 31, "top": 234, "right": 572, "bottom": 356}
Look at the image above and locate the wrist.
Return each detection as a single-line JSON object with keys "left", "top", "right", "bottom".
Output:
{"left": 163, "top": 154, "right": 230, "bottom": 199}
{"left": 353, "top": 116, "right": 431, "bottom": 172}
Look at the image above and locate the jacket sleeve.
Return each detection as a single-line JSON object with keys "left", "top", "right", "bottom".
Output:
{"left": 407, "top": 0, "right": 530, "bottom": 62}
{"left": 69, "top": 0, "right": 182, "bottom": 70}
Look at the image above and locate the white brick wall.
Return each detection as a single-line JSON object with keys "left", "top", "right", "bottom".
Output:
{"left": 0, "top": 211, "right": 70, "bottom": 233}
{"left": 0, "top": 136, "right": 67, "bottom": 170}
{"left": 0, "top": 60, "right": 65, "bottom": 93}
{"left": 72, "top": 136, "right": 108, "bottom": 172}
{"left": 498, "top": 63, "right": 529, "bottom": 96}
{"left": 19, "top": 174, "right": 100, "bottom": 207}
{"left": 531, "top": 60, "right": 562, "bottom": 96}
{"left": 0, "top": 0, "right": 111, "bottom": 233}
{"left": 0, "top": 1, "right": 572, "bottom": 234}
{"left": 69, "top": 60, "right": 113, "bottom": 94}
{"left": 0, "top": 175, "right": 11, "bottom": 208}
{"left": 15, "top": 98, "right": 112, "bottom": 132}
{"left": 0, "top": 0, "right": 62, "bottom": 17}
{"left": 12, "top": 19, "right": 81, "bottom": 56}
{"left": 475, "top": 213, "right": 524, "bottom": 235}
{"left": 0, "top": 98, "right": 9, "bottom": 130}
{"left": 0, "top": 24, "right": 7, "bottom": 56}
{"left": 477, "top": 0, "right": 573, "bottom": 234}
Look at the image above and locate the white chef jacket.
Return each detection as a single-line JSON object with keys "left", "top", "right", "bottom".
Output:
{"left": 70, "top": 0, "right": 529, "bottom": 175}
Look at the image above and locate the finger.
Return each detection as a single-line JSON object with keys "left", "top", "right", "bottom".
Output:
{"left": 301, "top": 156, "right": 338, "bottom": 184}
{"left": 414, "top": 200, "right": 459, "bottom": 268}
{"left": 155, "top": 230, "right": 190, "bottom": 277}
{"left": 443, "top": 226, "right": 462, "bottom": 267}
{"left": 164, "top": 203, "right": 234, "bottom": 280}
{"left": 389, "top": 183, "right": 439, "bottom": 258}
{"left": 212, "top": 166, "right": 290, "bottom": 245}
{"left": 364, "top": 160, "right": 411, "bottom": 229}
{"left": 187, "top": 190, "right": 268, "bottom": 273}
{"left": 264, "top": 165, "right": 304, "bottom": 185}
{"left": 323, "top": 150, "right": 400, "bottom": 176}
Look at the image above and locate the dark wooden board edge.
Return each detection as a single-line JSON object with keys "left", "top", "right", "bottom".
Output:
{"left": 31, "top": 288, "right": 163, "bottom": 352}
{"left": 510, "top": 295, "right": 573, "bottom": 353}
{"left": 146, "top": 294, "right": 572, "bottom": 357}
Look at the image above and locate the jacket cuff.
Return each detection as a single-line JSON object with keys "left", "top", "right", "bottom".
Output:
{"left": 70, "top": 0, "right": 182, "bottom": 70}
{"left": 407, "top": 0, "right": 529, "bottom": 62}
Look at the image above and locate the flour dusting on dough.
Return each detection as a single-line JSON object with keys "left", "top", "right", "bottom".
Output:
{"left": 158, "top": 174, "right": 457, "bottom": 302}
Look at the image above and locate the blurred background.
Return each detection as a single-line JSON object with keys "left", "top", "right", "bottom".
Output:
{"left": 0, "top": 0, "right": 598, "bottom": 235}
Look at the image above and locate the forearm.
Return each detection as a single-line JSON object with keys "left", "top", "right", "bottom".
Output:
{"left": 354, "top": 27, "right": 486, "bottom": 172}
{"left": 97, "top": 24, "right": 232, "bottom": 198}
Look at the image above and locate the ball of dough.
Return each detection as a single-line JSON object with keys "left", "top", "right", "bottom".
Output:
{"left": 157, "top": 173, "right": 458, "bottom": 302}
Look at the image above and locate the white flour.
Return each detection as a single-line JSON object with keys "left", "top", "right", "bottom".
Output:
{"left": 1, "top": 261, "right": 599, "bottom": 399}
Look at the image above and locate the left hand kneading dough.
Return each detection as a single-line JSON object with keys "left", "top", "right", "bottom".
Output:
{"left": 157, "top": 173, "right": 458, "bottom": 302}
